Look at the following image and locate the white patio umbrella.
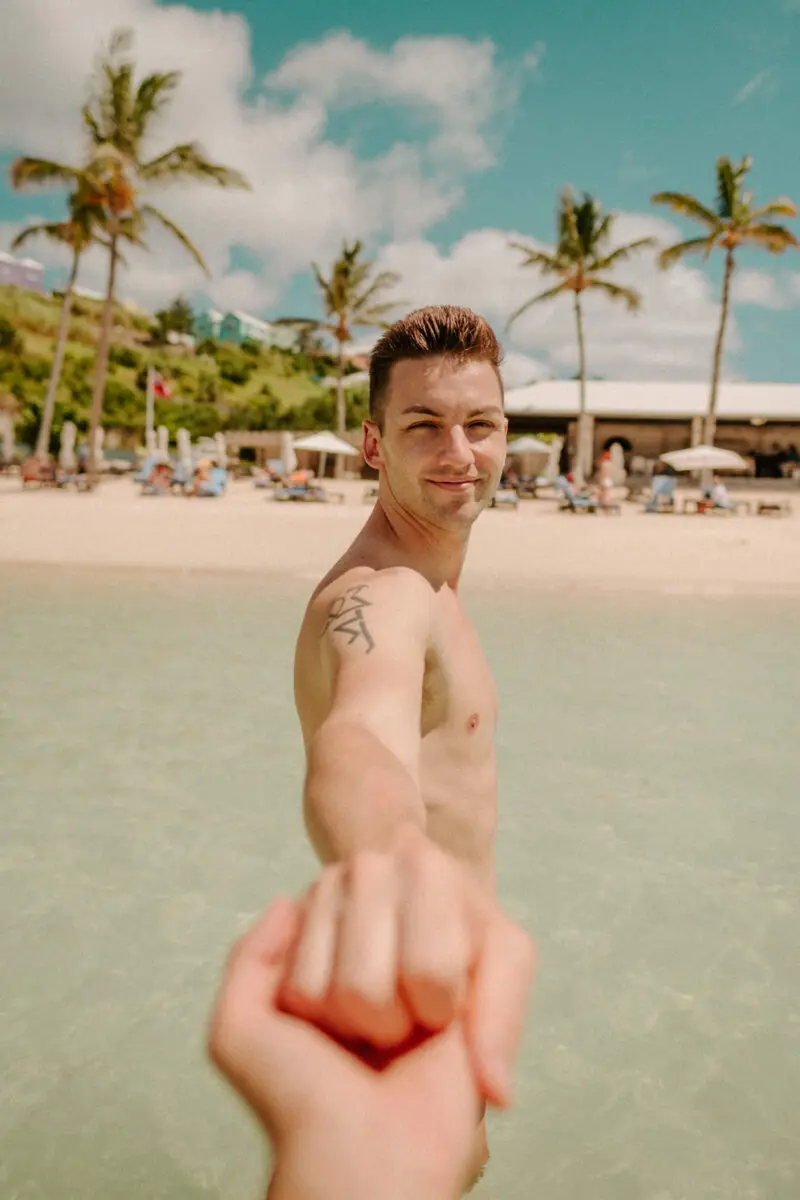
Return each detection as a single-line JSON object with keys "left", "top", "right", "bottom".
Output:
{"left": 145, "top": 427, "right": 158, "bottom": 456}
{"left": 157, "top": 425, "right": 169, "bottom": 458}
{"left": 177, "top": 428, "right": 193, "bottom": 478}
{"left": 0, "top": 413, "right": 13, "bottom": 464}
{"left": 214, "top": 432, "right": 227, "bottom": 467}
{"left": 507, "top": 435, "right": 551, "bottom": 455}
{"left": 660, "top": 445, "right": 748, "bottom": 472}
{"left": 294, "top": 430, "right": 359, "bottom": 481}
{"left": 320, "top": 371, "right": 369, "bottom": 389}
{"left": 609, "top": 441, "right": 627, "bottom": 486}
{"left": 59, "top": 420, "right": 77, "bottom": 471}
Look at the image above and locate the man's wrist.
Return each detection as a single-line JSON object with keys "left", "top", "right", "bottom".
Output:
{"left": 268, "top": 1132, "right": 460, "bottom": 1200}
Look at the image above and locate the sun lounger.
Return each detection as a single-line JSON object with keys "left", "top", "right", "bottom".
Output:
{"left": 490, "top": 487, "right": 520, "bottom": 510}
{"left": 196, "top": 467, "right": 228, "bottom": 497}
{"left": 273, "top": 482, "right": 344, "bottom": 504}
{"left": 644, "top": 475, "right": 677, "bottom": 513}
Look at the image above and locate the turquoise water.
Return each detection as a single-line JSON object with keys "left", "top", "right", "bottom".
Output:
{"left": 1, "top": 566, "right": 798, "bottom": 1199}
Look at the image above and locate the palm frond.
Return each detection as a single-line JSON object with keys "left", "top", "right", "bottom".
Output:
{"left": 741, "top": 224, "right": 799, "bottom": 253}
{"left": 140, "top": 204, "right": 208, "bottom": 274}
{"left": 509, "top": 242, "right": 566, "bottom": 274}
{"left": 657, "top": 235, "right": 717, "bottom": 268}
{"left": 651, "top": 191, "right": 719, "bottom": 229}
{"left": 9, "top": 157, "right": 82, "bottom": 190}
{"left": 585, "top": 280, "right": 642, "bottom": 310}
{"left": 507, "top": 282, "right": 571, "bottom": 328}
{"left": 138, "top": 142, "right": 249, "bottom": 188}
{"left": 11, "top": 222, "right": 68, "bottom": 250}
{"left": 132, "top": 71, "right": 181, "bottom": 138}
{"left": 590, "top": 236, "right": 657, "bottom": 271}
{"left": 749, "top": 198, "right": 798, "bottom": 221}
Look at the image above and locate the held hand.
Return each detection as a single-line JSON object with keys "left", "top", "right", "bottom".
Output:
{"left": 208, "top": 865, "right": 534, "bottom": 1200}
{"left": 275, "top": 833, "right": 533, "bottom": 1108}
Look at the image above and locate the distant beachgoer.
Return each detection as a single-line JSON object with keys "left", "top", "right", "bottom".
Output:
{"left": 709, "top": 476, "right": 735, "bottom": 510}
{"left": 291, "top": 305, "right": 510, "bottom": 1189}
{"left": 192, "top": 459, "right": 211, "bottom": 496}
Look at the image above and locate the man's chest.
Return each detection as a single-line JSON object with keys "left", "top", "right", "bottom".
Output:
{"left": 420, "top": 606, "right": 497, "bottom": 749}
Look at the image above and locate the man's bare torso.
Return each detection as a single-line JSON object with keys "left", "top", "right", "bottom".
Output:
{"left": 294, "top": 534, "right": 498, "bottom": 883}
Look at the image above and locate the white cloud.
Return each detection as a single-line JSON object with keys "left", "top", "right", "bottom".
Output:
{"left": 373, "top": 215, "right": 739, "bottom": 381}
{"left": 733, "top": 269, "right": 788, "bottom": 309}
{"left": 732, "top": 68, "right": 778, "bottom": 105}
{"left": 0, "top": 0, "right": 522, "bottom": 309}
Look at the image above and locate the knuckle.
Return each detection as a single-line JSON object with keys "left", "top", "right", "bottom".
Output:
{"left": 347, "top": 849, "right": 388, "bottom": 890}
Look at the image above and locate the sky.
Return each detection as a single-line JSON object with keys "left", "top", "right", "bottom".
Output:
{"left": 1, "top": 0, "right": 800, "bottom": 385}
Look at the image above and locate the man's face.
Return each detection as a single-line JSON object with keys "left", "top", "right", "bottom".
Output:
{"left": 364, "top": 356, "right": 508, "bottom": 531}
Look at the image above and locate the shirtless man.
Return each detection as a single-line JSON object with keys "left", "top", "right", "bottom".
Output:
{"left": 286, "top": 305, "right": 509, "bottom": 1188}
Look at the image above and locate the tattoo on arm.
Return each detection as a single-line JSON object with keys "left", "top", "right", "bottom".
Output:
{"left": 322, "top": 584, "right": 375, "bottom": 653}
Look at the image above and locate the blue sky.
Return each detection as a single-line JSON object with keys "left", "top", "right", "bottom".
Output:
{"left": 1, "top": 0, "right": 800, "bottom": 383}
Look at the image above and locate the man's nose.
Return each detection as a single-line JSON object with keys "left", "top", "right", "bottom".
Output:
{"left": 438, "top": 425, "right": 474, "bottom": 467}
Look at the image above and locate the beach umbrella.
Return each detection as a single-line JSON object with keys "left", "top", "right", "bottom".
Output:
{"left": 94, "top": 426, "right": 105, "bottom": 468}
{"left": 507, "top": 435, "right": 551, "bottom": 455}
{"left": 294, "top": 429, "right": 359, "bottom": 481}
{"left": 280, "top": 430, "right": 298, "bottom": 475}
{"left": 59, "top": 420, "right": 77, "bottom": 471}
{"left": 214, "top": 432, "right": 227, "bottom": 467}
{"left": 157, "top": 425, "right": 169, "bottom": 458}
{"left": 177, "top": 428, "right": 193, "bottom": 478}
{"left": 293, "top": 431, "right": 359, "bottom": 456}
{"left": 145, "top": 427, "right": 158, "bottom": 456}
{"left": 609, "top": 441, "right": 627, "bottom": 486}
{"left": 660, "top": 445, "right": 748, "bottom": 472}
{"left": 320, "top": 371, "right": 369, "bottom": 390}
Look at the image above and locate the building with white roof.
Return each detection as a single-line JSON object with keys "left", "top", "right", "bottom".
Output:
{"left": 0, "top": 251, "right": 44, "bottom": 292}
{"left": 504, "top": 380, "right": 800, "bottom": 477}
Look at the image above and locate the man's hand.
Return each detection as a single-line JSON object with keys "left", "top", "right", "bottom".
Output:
{"left": 208, "top": 842, "right": 534, "bottom": 1200}
{"left": 277, "top": 831, "right": 532, "bottom": 1107}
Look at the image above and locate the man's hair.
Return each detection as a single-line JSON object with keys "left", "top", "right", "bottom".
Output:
{"left": 369, "top": 305, "right": 504, "bottom": 427}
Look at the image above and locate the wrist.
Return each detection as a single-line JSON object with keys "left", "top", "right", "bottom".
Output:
{"left": 268, "top": 1128, "right": 460, "bottom": 1200}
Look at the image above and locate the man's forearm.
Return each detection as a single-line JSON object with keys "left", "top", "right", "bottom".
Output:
{"left": 303, "top": 720, "right": 426, "bottom": 863}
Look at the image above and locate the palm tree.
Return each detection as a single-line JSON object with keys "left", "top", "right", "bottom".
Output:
{"left": 78, "top": 28, "right": 250, "bottom": 481}
{"left": 13, "top": 30, "right": 249, "bottom": 483}
{"left": 312, "top": 240, "right": 401, "bottom": 434}
{"left": 508, "top": 188, "right": 655, "bottom": 481}
{"left": 9, "top": 177, "right": 109, "bottom": 459}
{"left": 653, "top": 156, "right": 798, "bottom": 445}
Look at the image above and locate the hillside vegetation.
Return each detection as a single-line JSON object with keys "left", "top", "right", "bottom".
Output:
{"left": 0, "top": 286, "right": 368, "bottom": 454}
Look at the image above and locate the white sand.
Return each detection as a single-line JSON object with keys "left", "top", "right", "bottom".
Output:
{"left": 1, "top": 475, "right": 798, "bottom": 595}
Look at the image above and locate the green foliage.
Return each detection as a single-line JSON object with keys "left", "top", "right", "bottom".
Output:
{"left": 0, "top": 317, "right": 23, "bottom": 354}
{"left": 217, "top": 356, "right": 252, "bottom": 385}
{"left": 195, "top": 337, "right": 218, "bottom": 356}
{"left": 152, "top": 295, "right": 195, "bottom": 342}
{"left": 108, "top": 343, "right": 140, "bottom": 368}
{"left": 240, "top": 337, "right": 261, "bottom": 357}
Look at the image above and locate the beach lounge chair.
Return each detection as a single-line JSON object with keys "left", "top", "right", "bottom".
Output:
{"left": 553, "top": 475, "right": 598, "bottom": 513}
{"left": 273, "top": 481, "right": 345, "bottom": 504}
{"left": 644, "top": 475, "right": 677, "bottom": 513}
{"left": 196, "top": 467, "right": 228, "bottom": 497}
{"left": 490, "top": 487, "right": 520, "bottom": 510}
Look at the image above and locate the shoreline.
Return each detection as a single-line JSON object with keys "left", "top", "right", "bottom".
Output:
{"left": 2, "top": 476, "right": 799, "bottom": 597}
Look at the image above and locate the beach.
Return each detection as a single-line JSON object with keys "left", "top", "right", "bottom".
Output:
{"left": 2, "top": 474, "right": 799, "bottom": 594}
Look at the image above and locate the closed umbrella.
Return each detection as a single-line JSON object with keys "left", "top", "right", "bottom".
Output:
{"left": 280, "top": 430, "right": 298, "bottom": 476}
{"left": 214, "top": 432, "right": 227, "bottom": 467}
{"left": 660, "top": 445, "right": 748, "bottom": 472}
{"left": 507, "top": 435, "right": 551, "bottom": 455}
{"left": 157, "top": 425, "right": 170, "bottom": 458}
{"left": 59, "top": 420, "right": 77, "bottom": 472}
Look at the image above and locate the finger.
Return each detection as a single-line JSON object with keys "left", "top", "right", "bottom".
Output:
{"left": 328, "top": 851, "right": 412, "bottom": 1047}
{"left": 208, "top": 896, "right": 301, "bottom": 1085}
{"left": 279, "top": 864, "right": 344, "bottom": 1022}
{"left": 397, "top": 839, "right": 472, "bottom": 1030}
{"left": 466, "top": 914, "right": 536, "bottom": 1109}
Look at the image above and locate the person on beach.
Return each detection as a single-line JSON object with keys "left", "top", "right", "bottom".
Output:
{"left": 208, "top": 836, "right": 535, "bottom": 1200}
{"left": 290, "top": 305, "right": 510, "bottom": 1187}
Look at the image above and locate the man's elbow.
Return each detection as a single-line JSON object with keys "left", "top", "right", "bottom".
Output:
{"left": 303, "top": 718, "right": 425, "bottom": 862}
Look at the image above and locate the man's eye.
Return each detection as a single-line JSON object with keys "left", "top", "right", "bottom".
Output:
{"left": 408, "top": 421, "right": 437, "bottom": 429}
{"left": 470, "top": 421, "right": 496, "bottom": 429}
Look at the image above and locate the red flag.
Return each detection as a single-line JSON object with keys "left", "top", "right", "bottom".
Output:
{"left": 152, "top": 373, "right": 172, "bottom": 399}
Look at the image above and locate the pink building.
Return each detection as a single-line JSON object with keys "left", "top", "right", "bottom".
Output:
{"left": 0, "top": 251, "right": 45, "bottom": 292}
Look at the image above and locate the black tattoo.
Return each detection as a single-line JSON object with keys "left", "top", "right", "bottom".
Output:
{"left": 323, "top": 584, "right": 375, "bottom": 653}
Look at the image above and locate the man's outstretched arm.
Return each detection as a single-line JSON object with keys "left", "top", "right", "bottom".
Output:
{"left": 302, "top": 568, "right": 432, "bottom": 863}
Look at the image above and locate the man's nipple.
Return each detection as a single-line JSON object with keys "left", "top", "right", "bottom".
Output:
{"left": 467, "top": 713, "right": 480, "bottom": 732}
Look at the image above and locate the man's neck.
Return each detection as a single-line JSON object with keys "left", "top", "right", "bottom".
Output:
{"left": 366, "top": 494, "right": 470, "bottom": 592}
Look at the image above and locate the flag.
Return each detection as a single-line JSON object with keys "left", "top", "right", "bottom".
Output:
{"left": 152, "top": 372, "right": 172, "bottom": 399}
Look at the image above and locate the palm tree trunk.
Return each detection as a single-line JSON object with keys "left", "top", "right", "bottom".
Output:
{"left": 87, "top": 234, "right": 120, "bottom": 486}
{"left": 36, "top": 249, "right": 81, "bottom": 459}
{"left": 335, "top": 340, "right": 346, "bottom": 436}
{"left": 573, "top": 290, "right": 589, "bottom": 485}
{"left": 706, "top": 248, "right": 734, "bottom": 447}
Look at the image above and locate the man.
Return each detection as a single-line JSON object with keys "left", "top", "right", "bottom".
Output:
{"left": 285, "top": 305, "right": 509, "bottom": 1186}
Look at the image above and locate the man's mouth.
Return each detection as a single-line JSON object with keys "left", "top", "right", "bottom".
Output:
{"left": 428, "top": 478, "right": 478, "bottom": 491}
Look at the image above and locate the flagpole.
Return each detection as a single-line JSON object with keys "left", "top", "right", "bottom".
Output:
{"left": 145, "top": 366, "right": 155, "bottom": 455}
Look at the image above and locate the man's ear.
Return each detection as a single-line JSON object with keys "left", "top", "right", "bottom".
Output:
{"left": 363, "top": 420, "right": 383, "bottom": 471}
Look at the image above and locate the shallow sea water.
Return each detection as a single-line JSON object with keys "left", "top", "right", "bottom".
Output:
{"left": 1, "top": 565, "right": 798, "bottom": 1200}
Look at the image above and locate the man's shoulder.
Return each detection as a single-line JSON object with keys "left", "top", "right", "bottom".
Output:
{"left": 311, "top": 565, "right": 435, "bottom": 615}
